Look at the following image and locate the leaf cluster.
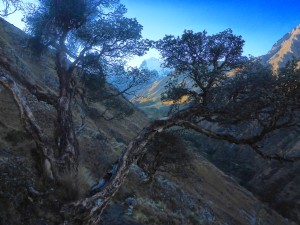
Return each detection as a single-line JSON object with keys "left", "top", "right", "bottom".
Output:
{"left": 25, "top": 0, "right": 152, "bottom": 74}
{"left": 157, "top": 29, "right": 247, "bottom": 106}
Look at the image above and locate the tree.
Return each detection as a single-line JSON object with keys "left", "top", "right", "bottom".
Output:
{"left": 0, "top": 0, "right": 152, "bottom": 223}
{"left": 157, "top": 29, "right": 245, "bottom": 106}
{"left": 155, "top": 30, "right": 300, "bottom": 160}
{"left": 0, "top": 0, "right": 23, "bottom": 16}
{"left": 19, "top": 0, "right": 152, "bottom": 180}
{"left": 0, "top": 2, "right": 300, "bottom": 223}
{"left": 59, "top": 30, "right": 300, "bottom": 224}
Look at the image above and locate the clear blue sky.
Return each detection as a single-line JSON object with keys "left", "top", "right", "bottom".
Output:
{"left": 3, "top": 0, "right": 300, "bottom": 67}
{"left": 121, "top": 0, "right": 300, "bottom": 66}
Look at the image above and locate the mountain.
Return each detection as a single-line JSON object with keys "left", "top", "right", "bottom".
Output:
{"left": 111, "top": 57, "right": 168, "bottom": 99}
{"left": 130, "top": 58, "right": 173, "bottom": 118}
{"left": 139, "top": 57, "right": 171, "bottom": 77}
{"left": 0, "top": 18, "right": 294, "bottom": 225}
{"left": 261, "top": 24, "right": 300, "bottom": 70}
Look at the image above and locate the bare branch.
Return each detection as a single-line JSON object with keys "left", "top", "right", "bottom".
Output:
{"left": 177, "top": 120, "right": 300, "bottom": 162}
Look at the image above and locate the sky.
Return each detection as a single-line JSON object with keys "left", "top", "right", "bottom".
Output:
{"left": 2, "top": 0, "right": 300, "bottom": 67}
{"left": 121, "top": 0, "right": 300, "bottom": 66}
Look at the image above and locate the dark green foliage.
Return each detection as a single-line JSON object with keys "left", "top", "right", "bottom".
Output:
{"left": 207, "top": 59, "right": 300, "bottom": 131}
{"left": 206, "top": 61, "right": 277, "bottom": 124}
{"left": 25, "top": 0, "right": 92, "bottom": 44}
{"left": 138, "top": 132, "right": 190, "bottom": 179}
{"left": 25, "top": 0, "right": 152, "bottom": 64}
{"left": 49, "top": 0, "right": 88, "bottom": 28}
{"left": 82, "top": 73, "right": 105, "bottom": 93}
{"left": 27, "top": 36, "right": 47, "bottom": 56}
{"left": 25, "top": 0, "right": 153, "bottom": 97}
{"left": 156, "top": 29, "right": 246, "bottom": 107}
{"left": 80, "top": 53, "right": 106, "bottom": 94}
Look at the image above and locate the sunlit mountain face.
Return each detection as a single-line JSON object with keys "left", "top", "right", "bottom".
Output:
{"left": 139, "top": 57, "right": 171, "bottom": 77}
{"left": 261, "top": 24, "right": 300, "bottom": 71}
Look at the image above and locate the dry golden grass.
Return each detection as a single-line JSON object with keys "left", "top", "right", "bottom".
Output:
{"left": 161, "top": 95, "right": 190, "bottom": 105}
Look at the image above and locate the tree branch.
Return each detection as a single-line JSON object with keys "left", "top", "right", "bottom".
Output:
{"left": 0, "top": 68, "right": 56, "bottom": 179}
{"left": 60, "top": 118, "right": 175, "bottom": 224}
{"left": 0, "top": 53, "right": 58, "bottom": 107}
{"left": 177, "top": 120, "right": 300, "bottom": 162}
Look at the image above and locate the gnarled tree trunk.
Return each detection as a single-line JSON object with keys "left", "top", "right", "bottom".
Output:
{"left": 61, "top": 119, "right": 174, "bottom": 224}
{"left": 0, "top": 68, "right": 57, "bottom": 180}
{"left": 55, "top": 68, "right": 79, "bottom": 177}
{"left": 60, "top": 107, "right": 200, "bottom": 224}
{"left": 0, "top": 40, "right": 80, "bottom": 180}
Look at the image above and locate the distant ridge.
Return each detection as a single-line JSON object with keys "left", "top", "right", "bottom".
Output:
{"left": 133, "top": 25, "right": 300, "bottom": 117}
{"left": 139, "top": 57, "right": 171, "bottom": 77}
{"left": 261, "top": 24, "right": 300, "bottom": 70}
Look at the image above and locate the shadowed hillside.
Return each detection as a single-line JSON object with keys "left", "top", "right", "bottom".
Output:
{"left": 130, "top": 24, "right": 300, "bottom": 224}
{"left": 0, "top": 18, "right": 295, "bottom": 225}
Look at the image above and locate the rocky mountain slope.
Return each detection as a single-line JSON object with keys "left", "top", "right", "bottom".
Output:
{"left": 0, "top": 18, "right": 295, "bottom": 225}
{"left": 261, "top": 24, "right": 300, "bottom": 70}
{"left": 140, "top": 57, "right": 171, "bottom": 77}
{"left": 181, "top": 128, "right": 300, "bottom": 224}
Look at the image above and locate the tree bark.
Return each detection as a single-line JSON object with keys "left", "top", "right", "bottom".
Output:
{"left": 48, "top": 34, "right": 79, "bottom": 177}
{"left": 0, "top": 37, "right": 80, "bottom": 179}
{"left": 0, "top": 68, "right": 57, "bottom": 180}
{"left": 55, "top": 69, "right": 79, "bottom": 177}
{"left": 60, "top": 107, "right": 201, "bottom": 224}
{"left": 60, "top": 102, "right": 300, "bottom": 224}
{"left": 61, "top": 118, "right": 175, "bottom": 224}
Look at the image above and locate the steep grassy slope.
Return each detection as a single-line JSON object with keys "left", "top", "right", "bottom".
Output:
{"left": 180, "top": 129, "right": 300, "bottom": 223}
{"left": 131, "top": 76, "right": 170, "bottom": 118}
{"left": 0, "top": 18, "right": 294, "bottom": 225}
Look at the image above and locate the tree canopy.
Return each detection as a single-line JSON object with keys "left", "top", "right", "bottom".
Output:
{"left": 156, "top": 29, "right": 300, "bottom": 161}
{"left": 156, "top": 29, "right": 246, "bottom": 106}
{"left": 25, "top": 0, "right": 152, "bottom": 73}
